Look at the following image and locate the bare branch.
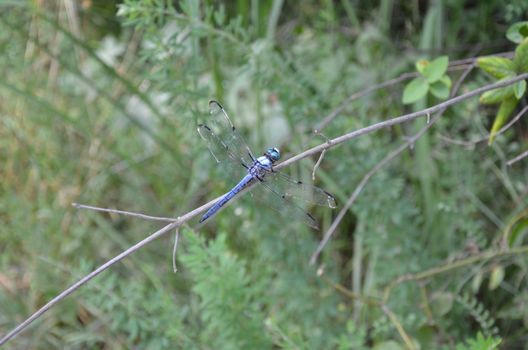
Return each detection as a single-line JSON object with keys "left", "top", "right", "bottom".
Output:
{"left": 276, "top": 73, "right": 528, "bottom": 171}
{"left": 507, "top": 149, "right": 528, "bottom": 166}
{"left": 72, "top": 203, "right": 178, "bottom": 223}
{"left": 382, "top": 245, "right": 528, "bottom": 303}
{"left": 314, "top": 72, "right": 417, "bottom": 132}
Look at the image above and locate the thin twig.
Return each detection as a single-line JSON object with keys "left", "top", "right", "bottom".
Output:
{"left": 382, "top": 305, "right": 417, "bottom": 350}
{"left": 172, "top": 227, "right": 181, "bottom": 272}
{"left": 311, "top": 149, "right": 326, "bottom": 181}
{"left": 382, "top": 245, "right": 528, "bottom": 303}
{"left": 2, "top": 73, "right": 528, "bottom": 346}
{"left": 318, "top": 269, "right": 415, "bottom": 350}
{"left": 72, "top": 203, "right": 179, "bottom": 223}
{"left": 507, "top": 149, "right": 528, "bottom": 166}
{"left": 309, "top": 62, "right": 477, "bottom": 264}
{"left": 314, "top": 72, "right": 417, "bottom": 131}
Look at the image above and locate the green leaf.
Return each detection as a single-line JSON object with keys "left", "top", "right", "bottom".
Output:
{"left": 513, "top": 38, "right": 528, "bottom": 73}
{"left": 416, "top": 325, "right": 435, "bottom": 348}
{"left": 472, "top": 272, "right": 483, "bottom": 293}
{"left": 476, "top": 56, "right": 516, "bottom": 79}
{"left": 479, "top": 78, "right": 515, "bottom": 105}
{"left": 489, "top": 266, "right": 505, "bottom": 291}
{"left": 514, "top": 80, "right": 526, "bottom": 99}
{"left": 430, "top": 80, "right": 450, "bottom": 99}
{"left": 506, "top": 21, "right": 528, "bottom": 44}
{"left": 430, "top": 292, "right": 454, "bottom": 316}
{"left": 402, "top": 77, "right": 429, "bottom": 104}
{"left": 488, "top": 96, "right": 519, "bottom": 144}
{"left": 440, "top": 74, "right": 452, "bottom": 89}
{"left": 506, "top": 216, "right": 528, "bottom": 246}
{"left": 423, "top": 55, "right": 449, "bottom": 82}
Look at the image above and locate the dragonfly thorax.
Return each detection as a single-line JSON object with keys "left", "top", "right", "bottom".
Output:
{"left": 248, "top": 156, "right": 273, "bottom": 180}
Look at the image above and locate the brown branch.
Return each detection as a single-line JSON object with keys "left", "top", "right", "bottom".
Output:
{"left": 276, "top": 73, "right": 528, "bottom": 171}
{"left": 72, "top": 203, "right": 179, "bottom": 223}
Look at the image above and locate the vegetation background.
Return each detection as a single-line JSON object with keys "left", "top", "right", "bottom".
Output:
{"left": 1, "top": 0, "right": 527, "bottom": 349}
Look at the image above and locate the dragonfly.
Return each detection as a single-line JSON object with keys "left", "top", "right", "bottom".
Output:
{"left": 198, "top": 100, "right": 337, "bottom": 229}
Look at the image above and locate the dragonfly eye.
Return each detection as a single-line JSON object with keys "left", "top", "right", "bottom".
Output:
{"left": 266, "top": 147, "right": 281, "bottom": 162}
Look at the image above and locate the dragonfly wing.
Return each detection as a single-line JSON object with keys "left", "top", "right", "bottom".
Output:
{"left": 263, "top": 171, "right": 337, "bottom": 208}
{"left": 250, "top": 180, "right": 320, "bottom": 229}
{"left": 202, "top": 100, "right": 255, "bottom": 166}
{"left": 197, "top": 123, "right": 248, "bottom": 180}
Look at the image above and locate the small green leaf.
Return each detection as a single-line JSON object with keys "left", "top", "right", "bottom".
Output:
{"left": 472, "top": 272, "right": 483, "bottom": 292}
{"left": 430, "top": 292, "right": 454, "bottom": 316}
{"left": 488, "top": 266, "right": 505, "bottom": 290}
{"left": 415, "top": 59, "right": 429, "bottom": 75}
{"left": 479, "top": 77, "right": 515, "bottom": 105}
{"left": 476, "top": 56, "right": 516, "bottom": 79}
{"left": 514, "top": 80, "right": 526, "bottom": 99}
{"left": 430, "top": 80, "right": 450, "bottom": 99}
{"left": 416, "top": 325, "right": 435, "bottom": 348}
{"left": 507, "top": 217, "right": 528, "bottom": 246}
{"left": 440, "top": 75, "right": 452, "bottom": 89}
{"left": 506, "top": 21, "right": 528, "bottom": 44}
{"left": 423, "top": 55, "right": 449, "bottom": 82}
{"left": 402, "top": 77, "right": 429, "bottom": 104}
{"left": 513, "top": 38, "right": 528, "bottom": 73}
{"left": 488, "top": 96, "right": 518, "bottom": 144}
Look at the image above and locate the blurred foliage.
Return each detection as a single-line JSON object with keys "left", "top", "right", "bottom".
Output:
{"left": 0, "top": 0, "right": 527, "bottom": 349}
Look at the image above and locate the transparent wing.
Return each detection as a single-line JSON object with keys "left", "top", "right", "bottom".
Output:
{"left": 197, "top": 122, "right": 247, "bottom": 180}
{"left": 198, "top": 100, "right": 255, "bottom": 168}
{"left": 249, "top": 180, "right": 320, "bottom": 229}
{"left": 263, "top": 171, "right": 337, "bottom": 208}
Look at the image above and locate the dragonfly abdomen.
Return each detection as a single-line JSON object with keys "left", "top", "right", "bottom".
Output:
{"left": 199, "top": 174, "right": 255, "bottom": 223}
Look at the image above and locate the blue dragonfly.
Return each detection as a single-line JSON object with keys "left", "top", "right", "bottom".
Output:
{"left": 198, "top": 101, "right": 337, "bottom": 229}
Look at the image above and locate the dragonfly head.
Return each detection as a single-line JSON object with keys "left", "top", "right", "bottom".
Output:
{"left": 265, "top": 147, "right": 281, "bottom": 163}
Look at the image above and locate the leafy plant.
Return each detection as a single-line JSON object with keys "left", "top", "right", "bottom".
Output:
{"left": 477, "top": 21, "right": 528, "bottom": 144}
{"left": 402, "top": 56, "right": 452, "bottom": 104}
{"left": 456, "top": 293, "right": 499, "bottom": 338}
{"left": 454, "top": 332, "right": 502, "bottom": 350}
